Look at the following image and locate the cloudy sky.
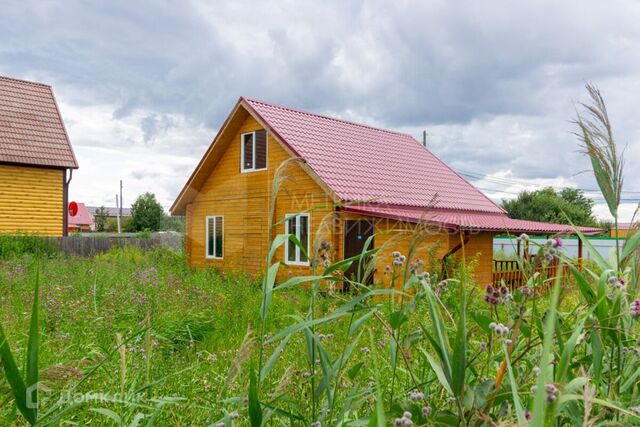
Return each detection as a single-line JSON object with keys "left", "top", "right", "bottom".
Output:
{"left": 1, "top": 0, "right": 639, "bottom": 220}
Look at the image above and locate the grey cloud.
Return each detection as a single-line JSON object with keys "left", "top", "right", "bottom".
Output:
{"left": 1, "top": 0, "right": 639, "bottom": 215}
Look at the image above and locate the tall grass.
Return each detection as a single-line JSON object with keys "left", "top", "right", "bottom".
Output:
{"left": 0, "top": 84, "right": 638, "bottom": 425}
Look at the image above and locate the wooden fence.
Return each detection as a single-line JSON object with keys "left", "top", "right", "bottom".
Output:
{"left": 23, "top": 234, "right": 183, "bottom": 257}
{"left": 492, "top": 259, "right": 573, "bottom": 289}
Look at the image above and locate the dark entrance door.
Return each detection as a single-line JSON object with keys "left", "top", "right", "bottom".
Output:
{"left": 343, "top": 220, "right": 375, "bottom": 286}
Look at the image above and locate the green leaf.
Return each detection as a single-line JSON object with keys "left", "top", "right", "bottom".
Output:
{"left": 90, "top": 408, "right": 123, "bottom": 425}
{"left": 451, "top": 287, "right": 467, "bottom": 398}
{"left": 260, "top": 262, "right": 280, "bottom": 320}
{"left": 424, "top": 286, "right": 453, "bottom": 388}
{"left": 504, "top": 346, "right": 527, "bottom": 426}
{"left": 259, "top": 334, "right": 291, "bottom": 382}
{"left": 347, "top": 362, "right": 364, "bottom": 381}
{"left": 621, "top": 231, "right": 640, "bottom": 264}
{"left": 421, "top": 349, "right": 453, "bottom": 395}
{"left": 26, "top": 266, "right": 40, "bottom": 420}
{"left": 248, "top": 364, "right": 263, "bottom": 427}
{"left": 389, "top": 309, "right": 408, "bottom": 330}
{"left": 530, "top": 274, "right": 562, "bottom": 427}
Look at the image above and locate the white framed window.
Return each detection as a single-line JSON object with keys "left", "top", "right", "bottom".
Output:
{"left": 240, "top": 129, "right": 267, "bottom": 172}
{"left": 284, "top": 213, "right": 310, "bottom": 265}
{"left": 205, "top": 216, "right": 223, "bottom": 259}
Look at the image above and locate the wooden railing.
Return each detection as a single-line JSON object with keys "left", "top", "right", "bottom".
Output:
{"left": 492, "top": 259, "right": 573, "bottom": 289}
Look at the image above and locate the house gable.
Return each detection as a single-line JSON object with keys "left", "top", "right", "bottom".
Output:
{"left": 183, "top": 107, "right": 335, "bottom": 273}
{"left": 171, "top": 99, "right": 337, "bottom": 216}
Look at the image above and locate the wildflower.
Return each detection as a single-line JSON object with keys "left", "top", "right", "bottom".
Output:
{"left": 518, "top": 233, "right": 529, "bottom": 241}
{"left": 435, "top": 280, "right": 449, "bottom": 295}
{"left": 409, "top": 390, "right": 425, "bottom": 401}
{"left": 533, "top": 366, "right": 541, "bottom": 376}
{"left": 360, "top": 346, "right": 371, "bottom": 355}
{"left": 207, "top": 353, "right": 217, "bottom": 363}
{"left": 519, "top": 286, "right": 534, "bottom": 297}
{"left": 393, "top": 411, "right": 413, "bottom": 426}
{"left": 229, "top": 411, "right": 239, "bottom": 419}
{"left": 422, "top": 406, "right": 432, "bottom": 417}
{"left": 631, "top": 300, "right": 640, "bottom": 318}
{"left": 391, "top": 251, "right": 401, "bottom": 258}
{"left": 524, "top": 410, "right": 532, "bottom": 421}
{"left": 545, "top": 383, "right": 558, "bottom": 403}
{"left": 484, "top": 284, "right": 511, "bottom": 305}
{"left": 479, "top": 342, "right": 487, "bottom": 351}
{"left": 504, "top": 339, "right": 513, "bottom": 346}
{"left": 489, "top": 322, "right": 510, "bottom": 335}
{"left": 608, "top": 275, "right": 625, "bottom": 290}
{"left": 215, "top": 423, "right": 225, "bottom": 427}
{"left": 630, "top": 406, "right": 640, "bottom": 415}
{"left": 311, "top": 422, "right": 322, "bottom": 427}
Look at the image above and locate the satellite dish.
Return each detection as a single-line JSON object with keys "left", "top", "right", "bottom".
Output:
{"left": 68, "top": 201, "right": 78, "bottom": 217}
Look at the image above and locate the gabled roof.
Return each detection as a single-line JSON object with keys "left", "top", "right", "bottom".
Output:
{"left": 0, "top": 75, "right": 78, "bottom": 169}
{"left": 243, "top": 98, "right": 503, "bottom": 213}
{"left": 68, "top": 202, "right": 93, "bottom": 226}
{"left": 171, "top": 97, "right": 605, "bottom": 235}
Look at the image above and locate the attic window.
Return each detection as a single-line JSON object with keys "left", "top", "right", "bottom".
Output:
{"left": 241, "top": 130, "right": 267, "bottom": 172}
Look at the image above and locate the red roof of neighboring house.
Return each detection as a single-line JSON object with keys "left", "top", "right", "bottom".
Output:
{"left": 343, "top": 204, "right": 605, "bottom": 235}
{"left": 68, "top": 202, "right": 93, "bottom": 226}
{"left": 0, "top": 75, "right": 78, "bottom": 169}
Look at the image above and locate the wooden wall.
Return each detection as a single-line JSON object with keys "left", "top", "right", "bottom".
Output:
{"left": 185, "top": 113, "right": 334, "bottom": 278}
{"left": 0, "top": 164, "right": 64, "bottom": 236}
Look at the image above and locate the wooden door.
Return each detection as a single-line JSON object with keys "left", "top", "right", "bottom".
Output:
{"left": 343, "top": 220, "right": 375, "bottom": 286}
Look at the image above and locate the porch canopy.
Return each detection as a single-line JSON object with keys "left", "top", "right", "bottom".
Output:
{"left": 342, "top": 204, "right": 605, "bottom": 236}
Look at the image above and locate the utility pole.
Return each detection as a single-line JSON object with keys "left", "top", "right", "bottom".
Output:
{"left": 116, "top": 194, "right": 121, "bottom": 234}
{"left": 119, "top": 180, "right": 123, "bottom": 222}
{"left": 422, "top": 130, "right": 427, "bottom": 147}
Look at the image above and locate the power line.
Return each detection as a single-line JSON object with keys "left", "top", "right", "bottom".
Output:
{"left": 456, "top": 168, "right": 640, "bottom": 195}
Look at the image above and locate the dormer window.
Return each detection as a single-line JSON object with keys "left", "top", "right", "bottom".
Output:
{"left": 241, "top": 130, "right": 267, "bottom": 172}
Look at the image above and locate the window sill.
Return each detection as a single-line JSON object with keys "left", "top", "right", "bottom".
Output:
{"left": 285, "top": 261, "right": 310, "bottom": 267}
{"left": 240, "top": 168, "right": 267, "bottom": 174}
{"left": 205, "top": 256, "right": 223, "bottom": 260}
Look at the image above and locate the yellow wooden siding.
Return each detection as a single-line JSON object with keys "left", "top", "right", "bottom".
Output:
{"left": 449, "top": 231, "right": 494, "bottom": 285}
{"left": 0, "top": 164, "right": 64, "bottom": 236}
{"left": 610, "top": 228, "right": 631, "bottom": 238}
{"left": 185, "top": 113, "right": 334, "bottom": 278}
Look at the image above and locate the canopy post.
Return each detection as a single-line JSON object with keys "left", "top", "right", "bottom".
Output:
{"left": 577, "top": 237, "right": 583, "bottom": 270}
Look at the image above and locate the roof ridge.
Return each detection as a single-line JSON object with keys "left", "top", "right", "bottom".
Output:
{"left": 0, "top": 75, "right": 51, "bottom": 88}
{"left": 242, "top": 96, "right": 413, "bottom": 138}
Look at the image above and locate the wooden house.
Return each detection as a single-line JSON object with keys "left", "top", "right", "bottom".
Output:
{"left": 171, "top": 98, "right": 603, "bottom": 285}
{"left": 610, "top": 223, "right": 635, "bottom": 239}
{"left": 0, "top": 76, "right": 78, "bottom": 236}
{"left": 67, "top": 202, "right": 93, "bottom": 233}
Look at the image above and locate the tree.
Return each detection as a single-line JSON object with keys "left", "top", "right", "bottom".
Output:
{"left": 93, "top": 206, "right": 109, "bottom": 232}
{"left": 130, "top": 192, "right": 164, "bottom": 232}
{"left": 502, "top": 187, "right": 598, "bottom": 226}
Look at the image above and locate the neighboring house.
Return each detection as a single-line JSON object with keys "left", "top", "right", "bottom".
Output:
{"left": 0, "top": 75, "right": 78, "bottom": 236}
{"left": 610, "top": 222, "right": 636, "bottom": 239}
{"left": 86, "top": 206, "right": 132, "bottom": 219}
{"left": 171, "top": 97, "right": 603, "bottom": 285}
{"left": 67, "top": 202, "right": 93, "bottom": 233}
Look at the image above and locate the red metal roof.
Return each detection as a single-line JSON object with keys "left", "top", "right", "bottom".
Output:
{"left": 244, "top": 98, "right": 504, "bottom": 213}
{"left": 68, "top": 202, "right": 93, "bottom": 226}
{"left": 0, "top": 75, "right": 78, "bottom": 169}
{"left": 343, "top": 204, "right": 605, "bottom": 235}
